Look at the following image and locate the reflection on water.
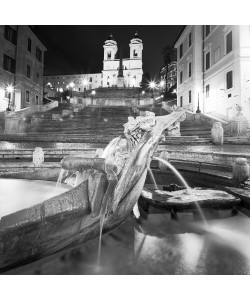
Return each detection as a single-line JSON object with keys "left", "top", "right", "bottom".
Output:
{"left": 0, "top": 179, "right": 70, "bottom": 218}
{"left": 5, "top": 212, "right": 250, "bottom": 275}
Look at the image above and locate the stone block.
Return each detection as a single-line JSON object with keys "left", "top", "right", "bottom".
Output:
{"left": 62, "top": 110, "right": 73, "bottom": 116}
{"left": 52, "top": 114, "right": 61, "bottom": 120}
{"left": 211, "top": 121, "right": 224, "bottom": 145}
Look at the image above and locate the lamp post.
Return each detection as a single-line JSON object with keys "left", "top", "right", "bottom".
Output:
{"left": 91, "top": 90, "right": 96, "bottom": 100}
{"left": 6, "top": 85, "right": 14, "bottom": 111}
{"left": 83, "top": 79, "right": 88, "bottom": 98}
{"left": 59, "top": 88, "right": 63, "bottom": 103}
{"left": 149, "top": 81, "right": 156, "bottom": 98}
{"left": 196, "top": 93, "right": 201, "bottom": 113}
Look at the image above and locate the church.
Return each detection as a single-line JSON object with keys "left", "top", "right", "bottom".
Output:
{"left": 43, "top": 32, "right": 143, "bottom": 92}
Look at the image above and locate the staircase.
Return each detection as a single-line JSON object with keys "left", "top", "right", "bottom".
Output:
{"left": 0, "top": 104, "right": 136, "bottom": 144}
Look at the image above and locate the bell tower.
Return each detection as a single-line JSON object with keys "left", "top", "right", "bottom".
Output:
{"left": 103, "top": 33, "right": 117, "bottom": 61}
{"left": 129, "top": 32, "right": 143, "bottom": 59}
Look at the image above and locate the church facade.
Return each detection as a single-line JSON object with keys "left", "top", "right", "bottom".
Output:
{"left": 43, "top": 32, "right": 143, "bottom": 92}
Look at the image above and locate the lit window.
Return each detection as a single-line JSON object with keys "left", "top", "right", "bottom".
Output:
{"left": 180, "top": 43, "right": 183, "bottom": 59}
{"left": 188, "top": 62, "right": 192, "bottom": 77}
{"left": 3, "top": 54, "right": 16, "bottom": 73}
{"left": 205, "top": 25, "right": 211, "bottom": 37}
{"left": 25, "top": 90, "right": 30, "bottom": 102}
{"left": 189, "top": 32, "right": 192, "bottom": 47}
{"left": 36, "top": 47, "right": 42, "bottom": 62}
{"left": 226, "top": 71, "right": 233, "bottom": 89}
{"left": 226, "top": 31, "right": 232, "bottom": 54}
{"left": 180, "top": 71, "right": 183, "bottom": 84}
{"left": 4, "top": 26, "right": 17, "bottom": 45}
{"left": 28, "top": 38, "right": 32, "bottom": 52}
{"left": 206, "top": 84, "right": 210, "bottom": 98}
{"left": 205, "top": 52, "right": 210, "bottom": 70}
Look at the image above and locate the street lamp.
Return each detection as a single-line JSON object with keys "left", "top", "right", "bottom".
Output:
{"left": 149, "top": 81, "right": 156, "bottom": 98}
{"left": 59, "top": 88, "right": 63, "bottom": 103}
{"left": 6, "top": 84, "right": 14, "bottom": 111}
{"left": 91, "top": 90, "right": 96, "bottom": 101}
{"left": 83, "top": 79, "right": 88, "bottom": 97}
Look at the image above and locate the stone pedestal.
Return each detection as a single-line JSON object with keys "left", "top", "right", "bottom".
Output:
{"left": 232, "top": 158, "right": 250, "bottom": 186}
{"left": 117, "top": 76, "right": 125, "bottom": 88}
{"left": 229, "top": 116, "right": 248, "bottom": 137}
{"left": 4, "top": 114, "right": 19, "bottom": 134}
{"left": 211, "top": 121, "right": 224, "bottom": 145}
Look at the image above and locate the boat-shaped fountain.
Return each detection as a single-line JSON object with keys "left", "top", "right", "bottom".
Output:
{"left": 0, "top": 109, "right": 186, "bottom": 272}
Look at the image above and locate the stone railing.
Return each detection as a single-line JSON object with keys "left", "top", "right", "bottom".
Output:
{"left": 155, "top": 149, "right": 250, "bottom": 166}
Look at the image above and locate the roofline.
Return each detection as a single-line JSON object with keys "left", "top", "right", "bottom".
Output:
{"left": 172, "top": 26, "right": 186, "bottom": 48}
{"left": 44, "top": 73, "right": 102, "bottom": 77}
{"left": 28, "top": 26, "right": 48, "bottom": 50}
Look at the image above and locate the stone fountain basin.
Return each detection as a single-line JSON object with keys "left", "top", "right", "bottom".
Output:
{"left": 139, "top": 188, "right": 241, "bottom": 211}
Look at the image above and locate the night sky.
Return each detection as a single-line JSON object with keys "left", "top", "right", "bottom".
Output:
{"left": 35, "top": 25, "right": 184, "bottom": 80}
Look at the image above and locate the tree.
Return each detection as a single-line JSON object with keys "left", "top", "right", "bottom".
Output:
{"left": 161, "top": 46, "right": 175, "bottom": 98}
{"left": 140, "top": 72, "right": 151, "bottom": 91}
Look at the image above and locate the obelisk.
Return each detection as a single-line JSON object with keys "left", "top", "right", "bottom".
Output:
{"left": 117, "top": 40, "right": 125, "bottom": 88}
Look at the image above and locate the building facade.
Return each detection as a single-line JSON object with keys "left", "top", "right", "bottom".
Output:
{"left": 0, "top": 25, "right": 47, "bottom": 111}
{"left": 44, "top": 32, "right": 143, "bottom": 92}
{"left": 174, "top": 25, "right": 250, "bottom": 121}
{"left": 160, "top": 61, "right": 177, "bottom": 91}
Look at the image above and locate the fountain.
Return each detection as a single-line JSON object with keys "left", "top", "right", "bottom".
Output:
{"left": 0, "top": 108, "right": 186, "bottom": 271}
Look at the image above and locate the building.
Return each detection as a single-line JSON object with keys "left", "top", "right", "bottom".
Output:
{"left": 102, "top": 33, "right": 143, "bottom": 88}
{"left": 44, "top": 73, "right": 102, "bottom": 93}
{"left": 160, "top": 61, "right": 177, "bottom": 91}
{"left": 44, "top": 32, "right": 143, "bottom": 92}
{"left": 174, "top": 25, "right": 250, "bottom": 121}
{"left": 0, "top": 25, "right": 47, "bottom": 111}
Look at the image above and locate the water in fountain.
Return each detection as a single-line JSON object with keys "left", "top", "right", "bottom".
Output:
{"left": 54, "top": 169, "right": 67, "bottom": 195}
{"left": 153, "top": 157, "right": 208, "bottom": 227}
{"left": 147, "top": 167, "right": 159, "bottom": 190}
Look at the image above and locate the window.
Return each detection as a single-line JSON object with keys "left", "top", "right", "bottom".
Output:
{"left": 226, "top": 71, "right": 233, "bottom": 89}
{"left": 35, "top": 95, "right": 39, "bottom": 105}
{"left": 25, "top": 90, "right": 30, "bottom": 102}
{"left": 188, "top": 62, "right": 192, "bottom": 77}
{"left": 3, "top": 54, "right": 16, "bottom": 73}
{"left": 189, "top": 90, "right": 192, "bottom": 103}
{"left": 206, "top": 84, "right": 210, "bottom": 98}
{"left": 28, "top": 38, "right": 32, "bottom": 52}
{"left": 36, "top": 72, "right": 40, "bottom": 83}
{"left": 180, "top": 96, "right": 183, "bottom": 107}
{"left": 205, "top": 52, "right": 210, "bottom": 70}
{"left": 189, "top": 32, "right": 192, "bottom": 47}
{"left": 214, "top": 47, "right": 221, "bottom": 63}
{"left": 226, "top": 31, "right": 232, "bottom": 54}
{"left": 79, "top": 88, "right": 81, "bottom": 91}
{"left": 36, "top": 47, "right": 42, "bottom": 62}
{"left": 89, "top": 77, "right": 92, "bottom": 82}
{"left": 133, "top": 49, "right": 138, "bottom": 57}
{"left": 4, "top": 26, "right": 17, "bottom": 44}
{"left": 27, "top": 64, "right": 31, "bottom": 78}
{"left": 180, "top": 71, "right": 183, "bottom": 84}
{"left": 205, "top": 25, "right": 211, "bottom": 37}
{"left": 107, "top": 51, "right": 111, "bottom": 59}
{"left": 180, "top": 43, "right": 183, "bottom": 59}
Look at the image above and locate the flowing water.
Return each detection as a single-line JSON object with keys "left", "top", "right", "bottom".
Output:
{"left": 54, "top": 169, "right": 68, "bottom": 195}
{"left": 153, "top": 156, "right": 208, "bottom": 227}
{"left": 147, "top": 167, "right": 159, "bottom": 190}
